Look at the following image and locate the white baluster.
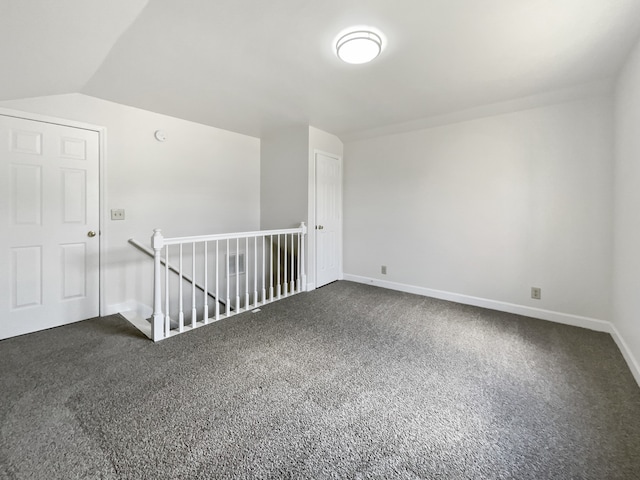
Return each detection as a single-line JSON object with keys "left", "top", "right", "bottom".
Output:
{"left": 191, "top": 242, "right": 197, "bottom": 328}
{"left": 284, "top": 233, "right": 288, "bottom": 296}
{"left": 277, "top": 234, "right": 281, "bottom": 299}
{"left": 300, "top": 222, "right": 307, "bottom": 292}
{"left": 204, "top": 241, "right": 209, "bottom": 324}
{"left": 253, "top": 236, "right": 257, "bottom": 307}
{"left": 296, "top": 232, "right": 301, "bottom": 292}
{"left": 245, "top": 236, "right": 249, "bottom": 309}
{"left": 178, "top": 243, "right": 184, "bottom": 332}
{"left": 269, "top": 235, "right": 274, "bottom": 301}
{"left": 226, "top": 239, "right": 230, "bottom": 317}
{"left": 262, "top": 236, "right": 266, "bottom": 304}
{"left": 151, "top": 229, "right": 164, "bottom": 342}
{"left": 290, "top": 233, "right": 295, "bottom": 293}
{"left": 235, "top": 237, "right": 240, "bottom": 312}
{"left": 165, "top": 245, "right": 170, "bottom": 336}
{"left": 215, "top": 240, "right": 220, "bottom": 321}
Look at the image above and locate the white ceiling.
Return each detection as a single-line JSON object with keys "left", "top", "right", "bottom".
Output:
{"left": 0, "top": 0, "right": 148, "bottom": 99}
{"left": 2, "top": 0, "right": 640, "bottom": 139}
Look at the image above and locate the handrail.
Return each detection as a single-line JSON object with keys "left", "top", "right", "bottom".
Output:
{"left": 128, "top": 238, "right": 227, "bottom": 307}
{"left": 161, "top": 226, "right": 304, "bottom": 246}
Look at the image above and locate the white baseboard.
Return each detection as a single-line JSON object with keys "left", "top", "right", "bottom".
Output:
{"left": 105, "top": 300, "right": 152, "bottom": 339}
{"left": 343, "top": 274, "right": 640, "bottom": 386}
{"left": 608, "top": 323, "right": 640, "bottom": 387}
{"left": 343, "top": 274, "right": 609, "bottom": 331}
{"left": 103, "top": 300, "right": 136, "bottom": 316}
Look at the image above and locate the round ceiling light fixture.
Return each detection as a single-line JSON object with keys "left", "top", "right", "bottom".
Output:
{"left": 336, "top": 29, "right": 383, "bottom": 64}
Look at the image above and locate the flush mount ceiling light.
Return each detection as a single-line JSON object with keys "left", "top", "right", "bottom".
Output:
{"left": 336, "top": 29, "right": 383, "bottom": 64}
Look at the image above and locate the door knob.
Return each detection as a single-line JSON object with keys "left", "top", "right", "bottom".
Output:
{"left": 87, "top": 231, "right": 97, "bottom": 238}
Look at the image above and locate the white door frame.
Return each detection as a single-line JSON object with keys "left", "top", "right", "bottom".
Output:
{"left": 308, "top": 149, "right": 343, "bottom": 290}
{"left": 0, "top": 107, "right": 107, "bottom": 316}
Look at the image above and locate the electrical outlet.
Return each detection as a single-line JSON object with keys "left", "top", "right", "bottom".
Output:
{"left": 531, "top": 287, "right": 541, "bottom": 300}
{"left": 111, "top": 209, "right": 125, "bottom": 220}
{"left": 381, "top": 265, "right": 387, "bottom": 275}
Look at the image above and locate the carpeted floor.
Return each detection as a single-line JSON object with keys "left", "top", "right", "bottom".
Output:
{"left": 1, "top": 281, "right": 639, "bottom": 479}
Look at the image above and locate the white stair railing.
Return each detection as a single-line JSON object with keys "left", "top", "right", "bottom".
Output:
{"left": 150, "top": 223, "right": 307, "bottom": 341}
{"left": 128, "top": 238, "right": 223, "bottom": 309}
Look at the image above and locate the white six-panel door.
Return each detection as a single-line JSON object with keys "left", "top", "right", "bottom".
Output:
{"left": 0, "top": 115, "right": 100, "bottom": 340}
{"left": 315, "top": 152, "right": 341, "bottom": 288}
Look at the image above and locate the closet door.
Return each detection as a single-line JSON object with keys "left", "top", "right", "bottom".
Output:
{"left": 0, "top": 114, "right": 100, "bottom": 339}
{"left": 315, "top": 152, "right": 341, "bottom": 288}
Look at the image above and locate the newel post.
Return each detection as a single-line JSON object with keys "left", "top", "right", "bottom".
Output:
{"left": 151, "top": 229, "right": 165, "bottom": 342}
{"left": 300, "top": 222, "right": 307, "bottom": 292}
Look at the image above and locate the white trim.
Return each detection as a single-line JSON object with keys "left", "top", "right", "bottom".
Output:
{"left": 98, "top": 128, "right": 108, "bottom": 317}
{"left": 0, "top": 107, "right": 105, "bottom": 133}
{"left": 0, "top": 107, "right": 107, "bottom": 318}
{"left": 341, "top": 79, "right": 614, "bottom": 142}
{"left": 343, "top": 274, "right": 640, "bottom": 386}
{"left": 103, "top": 300, "right": 147, "bottom": 317}
{"left": 609, "top": 323, "right": 640, "bottom": 387}
{"left": 107, "top": 300, "right": 153, "bottom": 339}
{"left": 343, "top": 274, "right": 609, "bottom": 331}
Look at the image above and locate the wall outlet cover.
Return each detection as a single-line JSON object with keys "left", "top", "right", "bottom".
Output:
{"left": 111, "top": 209, "right": 125, "bottom": 220}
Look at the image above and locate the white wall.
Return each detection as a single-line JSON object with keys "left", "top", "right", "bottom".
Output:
{"left": 0, "top": 93, "right": 260, "bottom": 314}
{"left": 260, "top": 125, "right": 343, "bottom": 288}
{"left": 260, "top": 125, "right": 309, "bottom": 230}
{"left": 613, "top": 36, "right": 640, "bottom": 372}
{"left": 309, "top": 126, "right": 343, "bottom": 160}
{"left": 344, "top": 96, "right": 613, "bottom": 322}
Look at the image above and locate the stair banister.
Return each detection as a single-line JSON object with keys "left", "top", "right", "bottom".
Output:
{"left": 129, "top": 238, "right": 225, "bottom": 306}
{"left": 145, "top": 222, "right": 307, "bottom": 341}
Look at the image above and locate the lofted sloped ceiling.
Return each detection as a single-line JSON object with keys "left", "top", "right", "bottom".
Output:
{"left": 2, "top": 0, "right": 640, "bottom": 139}
{"left": 0, "top": 0, "right": 148, "bottom": 100}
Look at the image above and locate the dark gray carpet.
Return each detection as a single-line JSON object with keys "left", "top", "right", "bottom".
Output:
{"left": 1, "top": 281, "right": 639, "bottom": 479}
